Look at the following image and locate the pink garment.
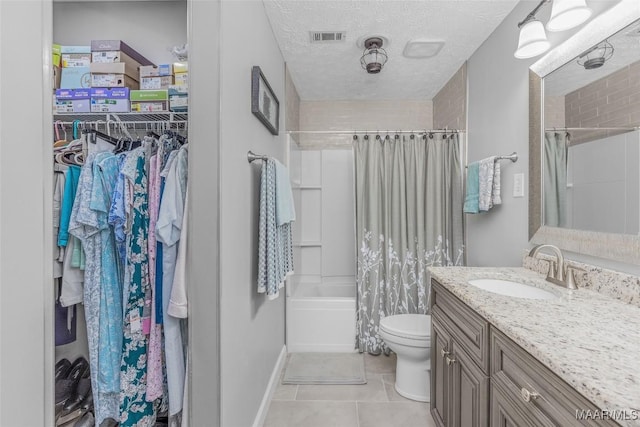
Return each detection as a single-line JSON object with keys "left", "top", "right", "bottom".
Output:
{"left": 146, "top": 154, "right": 164, "bottom": 402}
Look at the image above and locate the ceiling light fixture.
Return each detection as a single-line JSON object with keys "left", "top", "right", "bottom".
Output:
{"left": 514, "top": 0, "right": 593, "bottom": 59}
{"left": 577, "top": 39, "right": 614, "bottom": 70}
{"left": 360, "top": 37, "right": 388, "bottom": 74}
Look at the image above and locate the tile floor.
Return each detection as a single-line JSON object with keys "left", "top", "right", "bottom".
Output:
{"left": 264, "top": 353, "right": 437, "bottom": 427}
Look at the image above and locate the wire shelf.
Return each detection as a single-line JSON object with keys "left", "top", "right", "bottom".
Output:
{"left": 53, "top": 112, "right": 188, "bottom": 123}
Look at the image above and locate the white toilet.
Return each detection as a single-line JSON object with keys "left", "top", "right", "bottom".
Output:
{"left": 379, "top": 314, "right": 431, "bottom": 402}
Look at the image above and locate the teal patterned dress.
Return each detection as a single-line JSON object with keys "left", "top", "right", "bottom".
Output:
{"left": 119, "top": 148, "right": 156, "bottom": 426}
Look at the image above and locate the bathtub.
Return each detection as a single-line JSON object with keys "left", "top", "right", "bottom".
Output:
{"left": 286, "top": 279, "right": 356, "bottom": 353}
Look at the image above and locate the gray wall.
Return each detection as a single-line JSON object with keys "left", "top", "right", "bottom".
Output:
{"left": 219, "top": 1, "right": 287, "bottom": 426}
{"left": 466, "top": 2, "right": 538, "bottom": 266}
{"left": 53, "top": 1, "right": 187, "bottom": 65}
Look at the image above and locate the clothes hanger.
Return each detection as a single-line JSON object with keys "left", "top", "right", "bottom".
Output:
{"left": 53, "top": 121, "right": 69, "bottom": 147}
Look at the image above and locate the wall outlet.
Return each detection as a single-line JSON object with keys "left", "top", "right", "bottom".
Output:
{"left": 513, "top": 173, "right": 524, "bottom": 198}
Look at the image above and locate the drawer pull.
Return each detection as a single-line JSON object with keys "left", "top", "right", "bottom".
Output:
{"left": 520, "top": 387, "right": 540, "bottom": 403}
{"left": 446, "top": 356, "right": 457, "bottom": 366}
{"left": 441, "top": 349, "right": 450, "bottom": 358}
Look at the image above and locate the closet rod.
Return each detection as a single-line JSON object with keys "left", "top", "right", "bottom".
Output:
{"left": 545, "top": 126, "right": 639, "bottom": 131}
{"left": 286, "top": 129, "right": 465, "bottom": 135}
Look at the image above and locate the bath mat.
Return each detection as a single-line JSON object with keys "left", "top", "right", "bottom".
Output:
{"left": 282, "top": 352, "right": 367, "bottom": 385}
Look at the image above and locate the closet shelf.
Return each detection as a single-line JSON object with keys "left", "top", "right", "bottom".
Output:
{"left": 53, "top": 112, "right": 188, "bottom": 123}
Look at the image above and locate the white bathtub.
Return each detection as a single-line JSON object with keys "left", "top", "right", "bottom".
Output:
{"left": 286, "top": 280, "right": 356, "bottom": 353}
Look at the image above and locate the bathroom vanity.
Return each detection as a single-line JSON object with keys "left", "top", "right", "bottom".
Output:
{"left": 429, "top": 267, "right": 640, "bottom": 427}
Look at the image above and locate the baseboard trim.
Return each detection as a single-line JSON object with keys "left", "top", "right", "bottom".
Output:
{"left": 287, "top": 344, "right": 358, "bottom": 353}
{"left": 252, "top": 344, "right": 287, "bottom": 427}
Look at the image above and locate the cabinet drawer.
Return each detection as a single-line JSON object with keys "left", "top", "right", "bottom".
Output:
{"left": 491, "top": 379, "right": 540, "bottom": 427}
{"left": 491, "top": 328, "right": 619, "bottom": 427}
{"left": 431, "top": 279, "right": 490, "bottom": 373}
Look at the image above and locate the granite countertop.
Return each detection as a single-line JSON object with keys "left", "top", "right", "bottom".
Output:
{"left": 428, "top": 266, "right": 640, "bottom": 426}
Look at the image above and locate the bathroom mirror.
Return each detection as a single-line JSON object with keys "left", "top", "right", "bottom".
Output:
{"left": 529, "top": 3, "right": 640, "bottom": 264}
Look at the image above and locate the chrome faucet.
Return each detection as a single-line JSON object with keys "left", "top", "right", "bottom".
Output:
{"left": 528, "top": 244, "right": 579, "bottom": 290}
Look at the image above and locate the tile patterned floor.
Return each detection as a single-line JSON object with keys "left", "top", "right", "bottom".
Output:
{"left": 264, "top": 353, "right": 437, "bottom": 427}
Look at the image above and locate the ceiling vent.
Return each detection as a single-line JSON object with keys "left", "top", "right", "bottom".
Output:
{"left": 310, "top": 31, "right": 346, "bottom": 43}
{"left": 403, "top": 40, "right": 445, "bottom": 58}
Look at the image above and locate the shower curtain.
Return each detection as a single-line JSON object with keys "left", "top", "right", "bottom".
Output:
{"left": 544, "top": 132, "right": 569, "bottom": 228}
{"left": 354, "top": 134, "right": 464, "bottom": 354}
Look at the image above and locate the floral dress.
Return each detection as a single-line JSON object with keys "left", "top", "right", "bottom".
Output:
{"left": 119, "top": 148, "right": 156, "bottom": 426}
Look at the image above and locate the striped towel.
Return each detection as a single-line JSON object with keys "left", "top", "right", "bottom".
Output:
{"left": 257, "top": 159, "right": 294, "bottom": 300}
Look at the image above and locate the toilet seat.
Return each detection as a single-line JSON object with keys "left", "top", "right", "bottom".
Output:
{"left": 380, "top": 314, "right": 431, "bottom": 340}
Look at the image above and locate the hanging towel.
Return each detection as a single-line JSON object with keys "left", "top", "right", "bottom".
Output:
{"left": 274, "top": 159, "right": 296, "bottom": 225}
{"left": 257, "top": 159, "right": 294, "bottom": 300}
{"left": 463, "top": 162, "right": 480, "bottom": 214}
{"left": 478, "top": 156, "right": 501, "bottom": 211}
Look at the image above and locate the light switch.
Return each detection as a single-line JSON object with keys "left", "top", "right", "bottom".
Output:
{"left": 513, "top": 173, "right": 524, "bottom": 198}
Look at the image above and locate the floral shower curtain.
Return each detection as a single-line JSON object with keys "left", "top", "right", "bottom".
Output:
{"left": 354, "top": 134, "right": 464, "bottom": 354}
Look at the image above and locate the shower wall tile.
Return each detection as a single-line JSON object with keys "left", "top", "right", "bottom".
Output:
{"left": 433, "top": 62, "right": 467, "bottom": 131}
{"left": 544, "top": 95, "right": 565, "bottom": 129}
{"left": 285, "top": 66, "right": 300, "bottom": 133}
{"left": 565, "top": 59, "right": 640, "bottom": 145}
{"left": 298, "top": 100, "right": 433, "bottom": 148}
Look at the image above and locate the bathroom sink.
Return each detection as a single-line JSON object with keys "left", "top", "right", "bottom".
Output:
{"left": 467, "top": 279, "right": 557, "bottom": 300}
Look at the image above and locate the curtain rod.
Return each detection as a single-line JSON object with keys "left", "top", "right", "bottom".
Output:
{"left": 287, "top": 129, "right": 465, "bottom": 135}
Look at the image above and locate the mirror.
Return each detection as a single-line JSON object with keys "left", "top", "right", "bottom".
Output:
{"left": 529, "top": 3, "right": 640, "bottom": 265}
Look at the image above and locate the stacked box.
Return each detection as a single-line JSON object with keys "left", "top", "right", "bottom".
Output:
{"left": 90, "top": 88, "right": 131, "bottom": 113}
{"left": 130, "top": 90, "right": 168, "bottom": 112}
{"left": 60, "top": 67, "right": 91, "bottom": 89}
{"left": 168, "top": 85, "right": 188, "bottom": 112}
{"left": 91, "top": 40, "right": 154, "bottom": 90}
{"left": 61, "top": 46, "right": 91, "bottom": 68}
{"left": 55, "top": 89, "right": 91, "bottom": 113}
{"left": 173, "top": 62, "right": 188, "bottom": 86}
{"left": 52, "top": 44, "right": 61, "bottom": 68}
{"left": 90, "top": 63, "right": 138, "bottom": 89}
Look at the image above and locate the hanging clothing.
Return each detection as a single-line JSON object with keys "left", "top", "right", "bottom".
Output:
{"left": 354, "top": 135, "right": 465, "bottom": 354}
{"left": 119, "top": 147, "right": 156, "bottom": 427}
{"left": 157, "top": 145, "right": 188, "bottom": 417}
{"left": 68, "top": 152, "right": 120, "bottom": 426}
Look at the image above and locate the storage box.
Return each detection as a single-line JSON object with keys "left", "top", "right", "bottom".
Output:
{"left": 53, "top": 65, "right": 62, "bottom": 89}
{"left": 173, "top": 62, "right": 188, "bottom": 73}
{"left": 174, "top": 72, "right": 188, "bottom": 86}
{"left": 90, "top": 62, "right": 139, "bottom": 89}
{"left": 90, "top": 87, "right": 130, "bottom": 113}
{"left": 55, "top": 89, "right": 91, "bottom": 113}
{"left": 92, "top": 51, "right": 150, "bottom": 81}
{"left": 140, "top": 75, "right": 173, "bottom": 90}
{"left": 130, "top": 89, "right": 168, "bottom": 112}
{"left": 168, "top": 85, "right": 188, "bottom": 112}
{"left": 90, "top": 40, "right": 153, "bottom": 65}
{"left": 52, "top": 44, "right": 61, "bottom": 67}
{"left": 60, "top": 46, "right": 91, "bottom": 54}
{"left": 139, "top": 64, "right": 173, "bottom": 78}
{"left": 60, "top": 67, "right": 91, "bottom": 89}
{"left": 62, "top": 53, "right": 91, "bottom": 68}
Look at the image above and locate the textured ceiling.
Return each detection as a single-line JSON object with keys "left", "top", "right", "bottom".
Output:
{"left": 263, "top": 0, "right": 519, "bottom": 100}
{"left": 545, "top": 18, "right": 640, "bottom": 96}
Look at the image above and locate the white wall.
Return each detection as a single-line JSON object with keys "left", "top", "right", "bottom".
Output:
{"left": 466, "top": 1, "right": 542, "bottom": 266}
{"left": 566, "top": 131, "right": 640, "bottom": 235}
{"left": 218, "top": 1, "right": 286, "bottom": 426}
{"left": 53, "top": 1, "right": 187, "bottom": 64}
{"left": 0, "top": 1, "right": 53, "bottom": 426}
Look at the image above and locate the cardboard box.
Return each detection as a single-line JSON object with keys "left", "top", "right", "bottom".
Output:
{"left": 55, "top": 89, "right": 91, "bottom": 113}
{"left": 60, "top": 67, "right": 91, "bottom": 89}
{"left": 168, "top": 85, "right": 188, "bottom": 112}
{"left": 92, "top": 51, "right": 150, "bottom": 81}
{"left": 90, "top": 40, "right": 153, "bottom": 65}
{"left": 62, "top": 53, "right": 91, "bottom": 68}
{"left": 139, "top": 64, "right": 173, "bottom": 78}
{"left": 140, "top": 75, "right": 173, "bottom": 90}
{"left": 53, "top": 65, "right": 62, "bottom": 89}
{"left": 173, "top": 62, "right": 188, "bottom": 73}
{"left": 90, "top": 62, "right": 139, "bottom": 89}
{"left": 90, "top": 87, "right": 130, "bottom": 113}
{"left": 52, "top": 44, "right": 61, "bottom": 67}
{"left": 60, "top": 46, "right": 91, "bottom": 54}
{"left": 130, "top": 89, "right": 168, "bottom": 112}
{"left": 174, "top": 72, "right": 188, "bottom": 86}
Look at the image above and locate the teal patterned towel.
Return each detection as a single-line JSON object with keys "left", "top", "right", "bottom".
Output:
{"left": 258, "top": 159, "right": 294, "bottom": 299}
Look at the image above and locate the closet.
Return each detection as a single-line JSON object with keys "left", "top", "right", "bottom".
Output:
{"left": 52, "top": 2, "right": 189, "bottom": 426}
